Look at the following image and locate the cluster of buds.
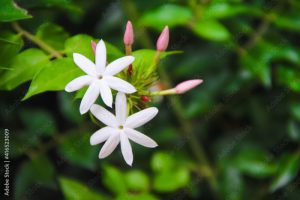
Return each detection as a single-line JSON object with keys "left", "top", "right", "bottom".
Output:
{"left": 64, "top": 20, "right": 203, "bottom": 166}
{"left": 122, "top": 20, "right": 203, "bottom": 102}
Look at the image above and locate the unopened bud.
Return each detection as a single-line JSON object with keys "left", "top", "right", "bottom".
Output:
{"left": 140, "top": 95, "right": 151, "bottom": 102}
{"left": 175, "top": 79, "right": 203, "bottom": 94}
{"left": 123, "top": 21, "right": 134, "bottom": 46}
{"left": 156, "top": 26, "right": 169, "bottom": 51}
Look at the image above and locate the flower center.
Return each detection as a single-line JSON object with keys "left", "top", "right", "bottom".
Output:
{"left": 118, "top": 125, "right": 124, "bottom": 130}
{"left": 98, "top": 75, "right": 103, "bottom": 79}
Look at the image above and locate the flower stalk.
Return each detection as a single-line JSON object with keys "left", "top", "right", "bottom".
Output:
{"left": 147, "top": 26, "right": 169, "bottom": 76}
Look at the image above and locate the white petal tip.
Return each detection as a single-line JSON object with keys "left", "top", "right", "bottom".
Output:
{"left": 90, "top": 138, "right": 96, "bottom": 145}
{"left": 99, "top": 151, "right": 106, "bottom": 159}
{"left": 129, "top": 56, "right": 135, "bottom": 61}
{"left": 150, "top": 143, "right": 158, "bottom": 148}
{"left": 97, "top": 39, "right": 104, "bottom": 46}
{"left": 105, "top": 102, "right": 112, "bottom": 108}
{"left": 73, "top": 52, "right": 80, "bottom": 57}
{"left": 126, "top": 88, "right": 137, "bottom": 94}
{"left": 79, "top": 106, "right": 89, "bottom": 115}
{"left": 150, "top": 107, "right": 159, "bottom": 115}
{"left": 65, "top": 87, "right": 71, "bottom": 92}
{"left": 99, "top": 154, "right": 105, "bottom": 159}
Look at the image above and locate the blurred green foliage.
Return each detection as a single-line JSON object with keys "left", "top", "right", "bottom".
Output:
{"left": 1, "top": 0, "right": 300, "bottom": 199}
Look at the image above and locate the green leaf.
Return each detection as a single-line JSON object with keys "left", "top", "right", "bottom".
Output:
{"left": 131, "top": 49, "right": 181, "bottom": 77}
{"left": 151, "top": 152, "right": 190, "bottom": 192}
{"left": 0, "top": 48, "right": 49, "bottom": 90}
{"left": 116, "top": 193, "right": 158, "bottom": 200}
{"left": 191, "top": 20, "right": 231, "bottom": 41}
{"left": 270, "top": 153, "right": 300, "bottom": 192}
{"left": 273, "top": 13, "right": 300, "bottom": 32}
{"left": 278, "top": 66, "right": 300, "bottom": 92}
{"left": 0, "top": 0, "right": 31, "bottom": 22}
{"left": 288, "top": 120, "right": 300, "bottom": 141}
{"left": 125, "top": 170, "right": 150, "bottom": 192}
{"left": 153, "top": 167, "right": 190, "bottom": 192}
{"left": 65, "top": 34, "right": 123, "bottom": 62}
{"left": 290, "top": 102, "right": 300, "bottom": 121}
{"left": 23, "top": 57, "right": 84, "bottom": 100}
{"left": 19, "top": 108, "right": 56, "bottom": 136}
{"left": 59, "top": 177, "right": 109, "bottom": 200}
{"left": 0, "top": 31, "right": 24, "bottom": 66}
{"left": 58, "top": 132, "right": 98, "bottom": 170}
{"left": 203, "top": 3, "right": 262, "bottom": 19}
{"left": 139, "top": 4, "right": 193, "bottom": 30}
{"left": 15, "top": 155, "right": 55, "bottom": 199}
{"left": 240, "top": 41, "right": 300, "bottom": 87}
{"left": 151, "top": 152, "right": 175, "bottom": 172}
{"left": 36, "top": 23, "right": 69, "bottom": 50}
{"left": 65, "top": 34, "right": 95, "bottom": 60}
{"left": 102, "top": 165, "right": 127, "bottom": 194}
{"left": 220, "top": 165, "right": 244, "bottom": 200}
{"left": 233, "top": 147, "right": 277, "bottom": 177}
{"left": 58, "top": 92, "right": 83, "bottom": 123}
{"left": 23, "top": 35, "right": 124, "bottom": 99}
{"left": 240, "top": 51, "right": 271, "bottom": 87}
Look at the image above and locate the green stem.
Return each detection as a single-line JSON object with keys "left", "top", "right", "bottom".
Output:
{"left": 11, "top": 22, "right": 63, "bottom": 58}
{"left": 122, "top": 0, "right": 219, "bottom": 197}
{"left": 125, "top": 45, "right": 132, "bottom": 55}
{"left": 149, "top": 88, "right": 176, "bottom": 96}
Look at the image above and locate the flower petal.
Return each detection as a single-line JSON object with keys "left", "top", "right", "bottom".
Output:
{"left": 125, "top": 107, "right": 158, "bottom": 128}
{"left": 116, "top": 92, "right": 127, "bottom": 124}
{"left": 79, "top": 81, "right": 100, "bottom": 114}
{"left": 120, "top": 132, "right": 133, "bottom": 166}
{"left": 99, "top": 80, "right": 113, "bottom": 108}
{"left": 124, "top": 128, "right": 158, "bottom": 148}
{"left": 73, "top": 53, "right": 97, "bottom": 76}
{"left": 104, "top": 56, "right": 134, "bottom": 76}
{"left": 95, "top": 40, "right": 106, "bottom": 75}
{"left": 90, "top": 104, "right": 118, "bottom": 127}
{"left": 65, "top": 75, "right": 93, "bottom": 92}
{"left": 99, "top": 132, "right": 120, "bottom": 159}
{"left": 90, "top": 127, "right": 116, "bottom": 145}
{"left": 104, "top": 76, "right": 136, "bottom": 94}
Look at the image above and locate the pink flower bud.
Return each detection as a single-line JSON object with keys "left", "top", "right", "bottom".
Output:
{"left": 91, "top": 40, "right": 97, "bottom": 55}
{"left": 140, "top": 95, "right": 151, "bottom": 102}
{"left": 156, "top": 26, "right": 169, "bottom": 51}
{"left": 175, "top": 79, "right": 203, "bottom": 94}
{"left": 123, "top": 21, "right": 134, "bottom": 45}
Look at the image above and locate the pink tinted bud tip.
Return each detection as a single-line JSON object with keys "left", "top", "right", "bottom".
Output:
{"left": 140, "top": 95, "right": 151, "bottom": 102}
{"left": 123, "top": 21, "right": 134, "bottom": 45}
{"left": 156, "top": 26, "right": 169, "bottom": 51}
{"left": 175, "top": 79, "right": 203, "bottom": 94}
{"left": 91, "top": 40, "right": 97, "bottom": 55}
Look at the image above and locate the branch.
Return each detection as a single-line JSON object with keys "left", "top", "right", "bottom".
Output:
{"left": 11, "top": 22, "right": 63, "bottom": 58}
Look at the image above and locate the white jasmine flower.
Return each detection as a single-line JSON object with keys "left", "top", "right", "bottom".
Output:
{"left": 65, "top": 40, "right": 136, "bottom": 114}
{"left": 90, "top": 92, "right": 158, "bottom": 166}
